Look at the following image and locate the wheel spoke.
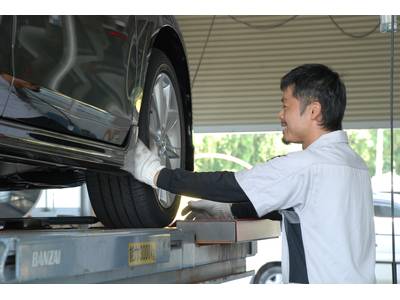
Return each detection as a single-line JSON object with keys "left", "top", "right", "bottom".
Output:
{"left": 165, "top": 155, "right": 172, "bottom": 168}
{"left": 165, "top": 136, "right": 180, "bottom": 159}
{"left": 164, "top": 82, "right": 172, "bottom": 116}
{"left": 165, "top": 110, "right": 179, "bottom": 134}
{"left": 159, "top": 189, "right": 166, "bottom": 202}
{"left": 151, "top": 92, "right": 162, "bottom": 128}
{"left": 158, "top": 189, "right": 173, "bottom": 207}
{"left": 150, "top": 95, "right": 161, "bottom": 124}
{"left": 148, "top": 126, "right": 158, "bottom": 140}
{"left": 164, "top": 85, "right": 177, "bottom": 132}
{"left": 149, "top": 102, "right": 160, "bottom": 134}
{"left": 159, "top": 152, "right": 167, "bottom": 166}
{"left": 165, "top": 147, "right": 180, "bottom": 160}
{"left": 154, "top": 80, "right": 166, "bottom": 127}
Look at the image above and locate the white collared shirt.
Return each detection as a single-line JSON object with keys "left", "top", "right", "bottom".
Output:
{"left": 235, "top": 130, "right": 376, "bottom": 283}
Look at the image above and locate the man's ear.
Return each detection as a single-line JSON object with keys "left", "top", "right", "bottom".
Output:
{"left": 310, "top": 101, "right": 322, "bottom": 121}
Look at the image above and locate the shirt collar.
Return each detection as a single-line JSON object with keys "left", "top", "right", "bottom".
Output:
{"left": 307, "top": 130, "right": 348, "bottom": 150}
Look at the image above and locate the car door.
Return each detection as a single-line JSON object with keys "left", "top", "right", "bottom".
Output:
{"left": 2, "top": 15, "right": 134, "bottom": 145}
{"left": 0, "top": 16, "right": 14, "bottom": 116}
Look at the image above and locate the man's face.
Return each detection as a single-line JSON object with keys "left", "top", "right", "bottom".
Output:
{"left": 278, "top": 86, "right": 311, "bottom": 145}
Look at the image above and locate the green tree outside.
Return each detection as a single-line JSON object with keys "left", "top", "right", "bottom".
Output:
{"left": 194, "top": 129, "right": 400, "bottom": 177}
{"left": 383, "top": 129, "right": 400, "bottom": 175}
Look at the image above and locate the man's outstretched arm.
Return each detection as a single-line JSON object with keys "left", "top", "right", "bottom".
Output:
{"left": 124, "top": 140, "right": 281, "bottom": 220}
{"left": 156, "top": 168, "right": 280, "bottom": 220}
{"left": 157, "top": 168, "right": 248, "bottom": 203}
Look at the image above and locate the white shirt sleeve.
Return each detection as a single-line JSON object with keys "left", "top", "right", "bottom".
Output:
{"left": 234, "top": 153, "right": 312, "bottom": 217}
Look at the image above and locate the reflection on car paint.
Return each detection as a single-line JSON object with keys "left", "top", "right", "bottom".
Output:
{"left": 4, "top": 80, "right": 130, "bottom": 144}
{"left": 6, "top": 16, "right": 135, "bottom": 145}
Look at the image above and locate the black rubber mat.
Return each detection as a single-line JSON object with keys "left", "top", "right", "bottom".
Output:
{"left": 0, "top": 216, "right": 98, "bottom": 230}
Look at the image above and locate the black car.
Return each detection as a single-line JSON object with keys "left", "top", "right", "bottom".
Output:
{"left": 0, "top": 16, "right": 194, "bottom": 228}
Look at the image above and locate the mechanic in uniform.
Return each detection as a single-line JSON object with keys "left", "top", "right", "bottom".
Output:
{"left": 125, "top": 64, "right": 376, "bottom": 284}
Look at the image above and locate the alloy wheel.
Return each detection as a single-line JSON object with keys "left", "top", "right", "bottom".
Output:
{"left": 148, "top": 72, "right": 182, "bottom": 208}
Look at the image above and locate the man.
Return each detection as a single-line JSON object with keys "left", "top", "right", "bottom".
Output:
{"left": 126, "top": 64, "right": 376, "bottom": 284}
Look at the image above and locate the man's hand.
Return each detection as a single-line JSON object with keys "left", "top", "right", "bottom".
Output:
{"left": 123, "top": 139, "right": 165, "bottom": 188}
{"left": 181, "top": 200, "right": 233, "bottom": 220}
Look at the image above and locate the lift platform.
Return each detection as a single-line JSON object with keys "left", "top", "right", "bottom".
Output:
{"left": 0, "top": 218, "right": 280, "bottom": 283}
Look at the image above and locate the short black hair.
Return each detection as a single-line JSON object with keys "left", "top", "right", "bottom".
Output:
{"left": 280, "top": 64, "right": 346, "bottom": 131}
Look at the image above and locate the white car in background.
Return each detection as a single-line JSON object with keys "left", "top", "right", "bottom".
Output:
{"left": 249, "top": 192, "right": 400, "bottom": 284}
{"left": 374, "top": 192, "right": 400, "bottom": 283}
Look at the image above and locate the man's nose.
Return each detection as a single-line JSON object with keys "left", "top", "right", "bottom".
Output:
{"left": 278, "top": 110, "right": 283, "bottom": 120}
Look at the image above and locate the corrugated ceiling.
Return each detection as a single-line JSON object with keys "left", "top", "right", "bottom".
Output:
{"left": 176, "top": 15, "right": 399, "bottom": 132}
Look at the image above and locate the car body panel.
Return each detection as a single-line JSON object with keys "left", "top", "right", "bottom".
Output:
{"left": 0, "top": 118, "right": 126, "bottom": 169}
{"left": 4, "top": 16, "right": 134, "bottom": 145}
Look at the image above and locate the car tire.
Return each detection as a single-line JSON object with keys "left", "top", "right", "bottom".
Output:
{"left": 253, "top": 262, "right": 283, "bottom": 284}
{"left": 86, "top": 48, "right": 188, "bottom": 228}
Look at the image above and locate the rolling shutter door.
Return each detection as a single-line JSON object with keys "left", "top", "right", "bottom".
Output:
{"left": 176, "top": 15, "right": 399, "bottom": 132}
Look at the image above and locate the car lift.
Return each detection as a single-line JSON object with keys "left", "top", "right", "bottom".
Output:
{"left": 0, "top": 216, "right": 280, "bottom": 283}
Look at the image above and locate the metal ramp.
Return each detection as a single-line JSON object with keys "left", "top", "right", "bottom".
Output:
{"left": 0, "top": 219, "right": 280, "bottom": 283}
